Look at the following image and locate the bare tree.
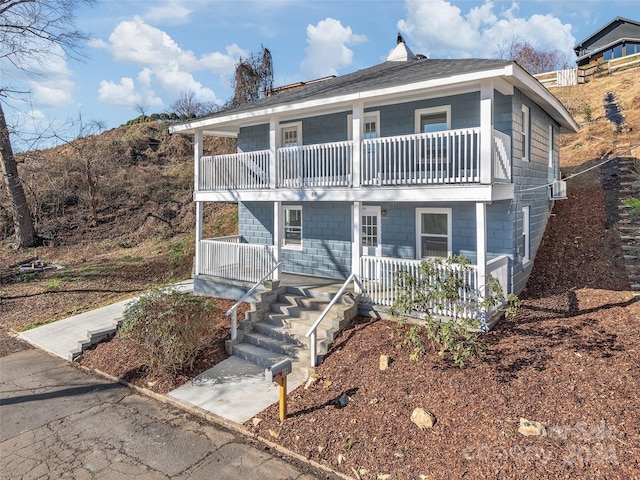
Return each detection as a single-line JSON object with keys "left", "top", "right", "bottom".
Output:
{"left": 0, "top": 0, "right": 93, "bottom": 248}
{"left": 170, "top": 90, "right": 216, "bottom": 118}
{"left": 230, "top": 46, "right": 274, "bottom": 107}
{"left": 498, "top": 38, "right": 569, "bottom": 75}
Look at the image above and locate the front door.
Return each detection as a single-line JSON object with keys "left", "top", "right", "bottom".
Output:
{"left": 361, "top": 205, "right": 381, "bottom": 280}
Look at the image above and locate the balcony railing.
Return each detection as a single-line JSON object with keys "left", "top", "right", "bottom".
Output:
{"left": 199, "top": 150, "right": 270, "bottom": 190}
{"left": 198, "top": 236, "right": 277, "bottom": 283}
{"left": 197, "top": 129, "right": 511, "bottom": 191}
{"left": 277, "top": 140, "right": 352, "bottom": 188}
{"left": 361, "top": 128, "right": 480, "bottom": 185}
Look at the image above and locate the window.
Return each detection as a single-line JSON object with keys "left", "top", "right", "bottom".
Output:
{"left": 521, "top": 105, "right": 530, "bottom": 162}
{"left": 521, "top": 206, "right": 530, "bottom": 263}
{"left": 347, "top": 111, "right": 380, "bottom": 140}
{"left": 280, "top": 123, "right": 301, "bottom": 147}
{"left": 283, "top": 206, "right": 302, "bottom": 249}
{"left": 414, "top": 106, "right": 451, "bottom": 134}
{"left": 415, "top": 208, "right": 452, "bottom": 259}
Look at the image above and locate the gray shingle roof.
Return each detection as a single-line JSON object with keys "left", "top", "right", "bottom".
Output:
{"left": 201, "top": 58, "right": 512, "bottom": 120}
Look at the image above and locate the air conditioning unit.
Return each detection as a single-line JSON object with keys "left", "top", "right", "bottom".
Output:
{"left": 549, "top": 180, "right": 567, "bottom": 200}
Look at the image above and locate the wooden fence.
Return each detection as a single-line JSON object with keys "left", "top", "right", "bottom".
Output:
{"left": 534, "top": 52, "right": 640, "bottom": 88}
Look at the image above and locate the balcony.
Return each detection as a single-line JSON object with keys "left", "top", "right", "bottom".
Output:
{"left": 197, "top": 129, "right": 512, "bottom": 192}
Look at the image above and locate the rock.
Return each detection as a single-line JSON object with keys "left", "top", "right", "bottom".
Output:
{"left": 411, "top": 408, "right": 436, "bottom": 430}
{"left": 268, "top": 429, "right": 279, "bottom": 439}
{"left": 518, "top": 417, "right": 547, "bottom": 437}
{"left": 304, "top": 373, "right": 319, "bottom": 389}
{"left": 251, "top": 417, "right": 262, "bottom": 426}
{"left": 337, "top": 394, "right": 350, "bottom": 408}
{"left": 379, "top": 354, "right": 389, "bottom": 371}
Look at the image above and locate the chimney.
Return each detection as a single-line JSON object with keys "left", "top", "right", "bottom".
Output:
{"left": 387, "top": 33, "right": 416, "bottom": 61}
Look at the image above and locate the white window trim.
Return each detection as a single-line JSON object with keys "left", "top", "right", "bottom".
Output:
{"left": 414, "top": 105, "right": 451, "bottom": 134}
{"left": 347, "top": 111, "right": 380, "bottom": 140}
{"left": 278, "top": 121, "right": 302, "bottom": 148}
{"left": 282, "top": 205, "right": 303, "bottom": 250}
{"left": 415, "top": 207, "right": 452, "bottom": 259}
{"left": 522, "top": 206, "right": 530, "bottom": 263}
{"left": 521, "top": 105, "right": 530, "bottom": 162}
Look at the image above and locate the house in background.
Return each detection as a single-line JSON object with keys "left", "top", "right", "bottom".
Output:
{"left": 574, "top": 16, "right": 640, "bottom": 67}
{"left": 170, "top": 39, "right": 578, "bottom": 330}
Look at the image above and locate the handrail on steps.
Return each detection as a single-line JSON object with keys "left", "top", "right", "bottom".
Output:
{"left": 305, "top": 273, "right": 362, "bottom": 368}
{"left": 225, "top": 261, "right": 283, "bottom": 341}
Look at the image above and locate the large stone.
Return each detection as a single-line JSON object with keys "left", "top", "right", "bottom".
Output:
{"left": 518, "top": 417, "right": 547, "bottom": 437}
{"left": 410, "top": 408, "right": 436, "bottom": 430}
{"left": 379, "top": 354, "right": 389, "bottom": 371}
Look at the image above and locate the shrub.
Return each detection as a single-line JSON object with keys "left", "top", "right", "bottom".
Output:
{"left": 391, "top": 256, "right": 519, "bottom": 367}
{"left": 119, "top": 289, "right": 219, "bottom": 374}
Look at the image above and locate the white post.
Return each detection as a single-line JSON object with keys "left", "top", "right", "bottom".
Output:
{"left": 269, "top": 119, "right": 277, "bottom": 189}
{"left": 352, "top": 201, "right": 362, "bottom": 293}
{"left": 194, "top": 129, "right": 203, "bottom": 191}
{"left": 351, "top": 102, "right": 363, "bottom": 188}
{"left": 273, "top": 201, "right": 281, "bottom": 281}
{"left": 476, "top": 201, "right": 488, "bottom": 328}
{"left": 195, "top": 201, "right": 203, "bottom": 276}
{"left": 310, "top": 331, "right": 317, "bottom": 368}
{"left": 480, "top": 80, "right": 494, "bottom": 185}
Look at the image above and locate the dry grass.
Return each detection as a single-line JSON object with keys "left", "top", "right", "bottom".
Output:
{"left": 555, "top": 68, "right": 640, "bottom": 167}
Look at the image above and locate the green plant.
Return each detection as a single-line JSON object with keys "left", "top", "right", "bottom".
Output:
{"left": 45, "top": 278, "right": 62, "bottom": 292}
{"left": 623, "top": 197, "right": 640, "bottom": 222}
{"left": 119, "top": 289, "right": 218, "bottom": 374}
{"left": 168, "top": 241, "right": 185, "bottom": 261}
{"left": 391, "top": 256, "right": 519, "bottom": 368}
{"left": 583, "top": 103, "right": 592, "bottom": 122}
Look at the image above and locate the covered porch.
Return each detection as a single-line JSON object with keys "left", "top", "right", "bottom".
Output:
{"left": 193, "top": 200, "right": 510, "bottom": 322}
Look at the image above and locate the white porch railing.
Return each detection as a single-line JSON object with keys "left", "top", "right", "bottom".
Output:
{"left": 276, "top": 140, "right": 352, "bottom": 188}
{"left": 360, "top": 254, "right": 510, "bottom": 319}
{"left": 361, "top": 128, "right": 481, "bottom": 186}
{"left": 199, "top": 150, "right": 270, "bottom": 190}
{"left": 492, "top": 129, "right": 512, "bottom": 182}
{"left": 198, "top": 236, "right": 277, "bottom": 283}
{"left": 360, "top": 256, "right": 479, "bottom": 319}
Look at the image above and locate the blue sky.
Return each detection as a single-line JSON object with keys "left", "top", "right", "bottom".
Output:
{"left": 3, "top": 0, "right": 639, "bottom": 149}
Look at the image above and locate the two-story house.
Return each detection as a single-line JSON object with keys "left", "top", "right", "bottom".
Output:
{"left": 170, "top": 40, "right": 578, "bottom": 333}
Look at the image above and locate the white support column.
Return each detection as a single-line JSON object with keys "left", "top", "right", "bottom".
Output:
{"left": 480, "top": 80, "right": 494, "bottom": 185}
{"left": 194, "top": 201, "right": 203, "bottom": 276}
{"left": 194, "top": 129, "right": 203, "bottom": 192}
{"left": 352, "top": 201, "right": 362, "bottom": 293}
{"left": 273, "top": 201, "right": 281, "bottom": 280}
{"left": 476, "top": 201, "right": 487, "bottom": 327}
{"left": 269, "top": 119, "right": 277, "bottom": 189}
{"left": 351, "top": 101, "right": 363, "bottom": 188}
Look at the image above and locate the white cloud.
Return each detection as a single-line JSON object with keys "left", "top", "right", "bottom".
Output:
{"left": 96, "top": 16, "right": 243, "bottom": 109}
{"left": 397, "top": 0, "right": 575, "bottom": 61}
{"left": 143, "top": 0, "right": 193, "bottom": 24}
{"left": 300, "top": 18, "right": 367, "bottom": 78}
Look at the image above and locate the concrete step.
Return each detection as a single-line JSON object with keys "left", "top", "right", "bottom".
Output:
{"left": 70, "top": 317, "right": 123, "bottom": 361}
{"left": 242, "top": 330, "right": 302, "bottom": 357}
{"left": 232, "top": 343, "right": 290, "bottom": 369}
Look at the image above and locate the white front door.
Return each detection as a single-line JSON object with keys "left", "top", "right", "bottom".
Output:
{"left": 361, "top": 205, "right": 381, "bottom": 280}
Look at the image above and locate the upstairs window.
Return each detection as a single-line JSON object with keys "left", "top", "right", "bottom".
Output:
{"left": 415, "top": 106, "right": 451, "bottom": 134}
{"left": 281, "top": 123, "right": 301, "bottom": 147}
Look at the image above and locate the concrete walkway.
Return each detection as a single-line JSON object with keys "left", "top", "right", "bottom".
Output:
{"left": 0, "top": 347, "right": 330, "bottom": 480}
{"left": 18, "top": 280, "right": 307, "bottom": 424}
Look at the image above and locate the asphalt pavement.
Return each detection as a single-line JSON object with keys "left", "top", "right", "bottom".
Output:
{"left": 0, "top": 344, "right": 337, "bottom": 480}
